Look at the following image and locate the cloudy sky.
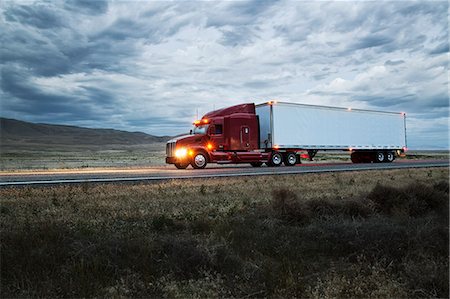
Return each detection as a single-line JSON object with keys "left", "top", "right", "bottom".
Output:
{"left": 1, "top": 0, "right": 448, "bottom": 149}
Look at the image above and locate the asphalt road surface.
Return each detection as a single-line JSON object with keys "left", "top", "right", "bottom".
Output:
{"left": 0, "top": 160, "right": 447, "bottom": 187}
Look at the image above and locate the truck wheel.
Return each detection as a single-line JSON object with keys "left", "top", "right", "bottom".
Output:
{"left": 284, "top": 152, "right": 297, "bottom": 166}
{"left": 385, "top": 152, "right": 395, "bottom": 162}
{"left": 375, "top": 152, "right": 385, "bottom": 163}
{"left": 191, "top": 152, "right": 207, "bottom": 169}
{"left": 268, "top": 152, "right": 283, "bottom": 167}
{"left": 174, "top": 163, "right": 189, "bottom": 169}
{"left": 250, "top": 162, "right": 263, "bottom": 167}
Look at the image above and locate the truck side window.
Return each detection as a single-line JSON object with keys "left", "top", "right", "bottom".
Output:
{"left": 215, "top": 124, "right": 223, "bottom": 135}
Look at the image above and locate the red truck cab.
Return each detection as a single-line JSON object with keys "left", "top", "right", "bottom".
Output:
{"left": 165, "top": 103, "right": 270, "bottom": 169}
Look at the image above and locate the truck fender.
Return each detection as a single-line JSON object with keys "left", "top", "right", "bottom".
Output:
{"left": 189, "top": 147, "right": 210, "bottom": 162}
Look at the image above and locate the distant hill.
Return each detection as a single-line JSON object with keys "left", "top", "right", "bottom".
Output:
{"left": 0, "top": 118, "right": 171, "bottom": 149}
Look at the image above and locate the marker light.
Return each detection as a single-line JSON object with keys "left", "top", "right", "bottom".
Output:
{"left": 349, "top": 147, "right": 353, "bottom": 152}
{"left": 207, "top": 143, "right": 213, "bottom": 150}
{"left": 193, "top": 120, "right": 201, "bottom": 125}
{"left": 274, "top": 145, "right": 280, "bottom": 150}
{"left": 402, "top": 146, "right": 408, "bottom": 152}
{"left": 400, "top": 112, "right": 406, "bottom": 116}
{"left": 202, "top": 119, "right": 209, "bottom": 124}
{"left": 347, "top": 107, "right": 352, "bottom": 111}
{"left": 175, "top": 148, "right": 188, "bottom": 158}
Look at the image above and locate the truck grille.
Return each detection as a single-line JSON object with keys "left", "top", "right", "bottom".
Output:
{"left": 166, "top": 142, "right": 176, "bottom": 157}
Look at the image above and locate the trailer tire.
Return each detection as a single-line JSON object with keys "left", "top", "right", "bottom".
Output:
{"left": 351, "top": 152, "right": 361, "bottom": 163}
{"left": 250, "top": 162, "right": 263, "bottom": 167}
{"left": 375, "top": 151, "right": 385, "bottom": 163}
{"left": 268, "top": 152, "right": 283, "bottom": 167}
{"left": 284, "top": 152, "right": 297, "bottom": 166}
{"left": 385, "top": 151, "right": 395, "bottom": 162}
{"left": 191, "top": 152, "right": 208, "bottom": 169}
{"left": 174, "top": 163, "right": 189, "bottom": 169}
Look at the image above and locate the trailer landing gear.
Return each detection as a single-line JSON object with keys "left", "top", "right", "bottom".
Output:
{"left": 307, "top": 150, "right": 318, "bottom": 161}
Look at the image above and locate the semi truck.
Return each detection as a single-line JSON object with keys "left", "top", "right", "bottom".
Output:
{"left": 165, "top": 101, "right": 407, "bottom": 169}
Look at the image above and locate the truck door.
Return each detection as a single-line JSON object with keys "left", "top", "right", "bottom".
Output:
{"left": 241, "top": 126, "right": 250, "bottom": 149}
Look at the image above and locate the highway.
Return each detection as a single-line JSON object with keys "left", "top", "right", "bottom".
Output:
{"left": 0, "top": 160, "right": 447, "bottom": 187}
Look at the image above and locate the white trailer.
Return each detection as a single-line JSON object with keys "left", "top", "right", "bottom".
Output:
{"left": 256, "top": 102, "right": 407, "bottom": 163}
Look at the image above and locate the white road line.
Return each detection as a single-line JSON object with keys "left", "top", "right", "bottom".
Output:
{"left": 0, "top": 162, "right": 447, "bottom": 187}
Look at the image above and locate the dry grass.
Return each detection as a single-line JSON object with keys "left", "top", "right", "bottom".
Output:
{"left": 1, "top": 168, "right": 448, "bottom": 298}
{"left": 0, "top": 143, "right": 167, "bottom": 170}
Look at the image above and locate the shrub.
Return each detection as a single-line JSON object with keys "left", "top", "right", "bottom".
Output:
{"left": 433, "top": 180, "right": 449, "bottom": 194}
{"left": 271, "top": 189, "right": 371, "bottom": 224}
{"left": 152, "top": 215, "right": 183, "bottom": 232}
{"left": 307, "top": 257, "right": 407, "bottom": 298}
{"left": 157, "top": 236, "right": 212, "bottom": 279}
{"left": 367, "top": 182, "right": 448, "bottom": 218}
{"left": 271, "top": 188, "right": 310, "bottom": 224}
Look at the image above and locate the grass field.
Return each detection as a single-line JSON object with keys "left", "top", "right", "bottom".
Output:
{"left": 1, "top": 167, "right": 448, "bottom": 298}
{"left": 0, "top": 143, "right": 168, "bottom": 170}
{"left": 0, "top": 143, "right": 448, "bottom": 171}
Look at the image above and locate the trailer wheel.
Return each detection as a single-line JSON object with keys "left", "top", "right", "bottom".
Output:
{"left": 351, "top": 152, "right": 361, "bottom": 163}
{"left": 191, "top": 152, "right": 207, "bottom": 169}
{"left": 268, "top": 152, "right": 283, "bottom": 167}
{"left": 385, "top": 152, "right": 395, "bottom": 162}
{"left": 250, "top": 162, "right": 263, "bottom": 167}
{"left": 174, "top": 163, "right": 189, "bottom": 169}
{"left": 375, "top": 151, "right": 385, "bottom": 163}
{"left": 284, "top": 152, "right": 297, "bottom": 166}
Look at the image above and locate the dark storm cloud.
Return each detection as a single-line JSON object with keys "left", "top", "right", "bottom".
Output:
{"left": 1, "top": 28, "right": 71, "bottom": 76}
{"left": 92, "top": 11, "right": 190, "bottom": 46}
{"left": 350, "top": 94, "right": 415, "bottom": 108}
{"left": 350, "top": 35, "right": 394, "bottom": 51}
{"left": 229, "top": 0, "right": 277, "bottom": 17}
{"left": 422, "top": 93, "right": 450, "bottom": 109}
{"left": 64, "top": 0, "right": 108, "bottom": 15}
{"left": 4, "top": 4, "right": 64, "bottom": 29}
{"left": 78, "top": 86, "right": 117, "bottom": 108}
{"left": 429, "top": 42, "right": 449, "bottom": 55}
{"left": 1, "top": 66, "right": 115, "bottom": 122}
{"left": 94, "top": 19, "right": 149, "bottom": 41}
{"left": 397, "top": 1, "right": 447, "bottom": 17}
{"left": 206, "top": 0, "right": 276, "bottom": 27}
{"left": 2, "top": 68, "right": 84, "bottom": 117}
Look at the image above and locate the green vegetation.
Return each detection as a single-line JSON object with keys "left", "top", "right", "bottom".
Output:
{"left": 1, "top": 168, "right": 448, "bottom": 298}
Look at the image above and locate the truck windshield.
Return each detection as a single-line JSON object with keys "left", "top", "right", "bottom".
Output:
{"left": 192, "top": 125, "right": 209, "bottom": 134}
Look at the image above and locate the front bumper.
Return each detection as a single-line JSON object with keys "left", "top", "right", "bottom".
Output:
{"left": 166, "top": 156, "right": 190, "bottom": 164}
{"left": 166, "top": 157, "right": 177, "bottom": 164}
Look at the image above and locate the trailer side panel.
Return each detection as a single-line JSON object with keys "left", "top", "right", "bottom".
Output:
{"left": 256, "top": 102, "right": 406, "bottom": 150}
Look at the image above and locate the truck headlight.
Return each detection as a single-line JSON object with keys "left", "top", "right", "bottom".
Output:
{"left": 175, "top": 148, "right": 188, "bottom": 158}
